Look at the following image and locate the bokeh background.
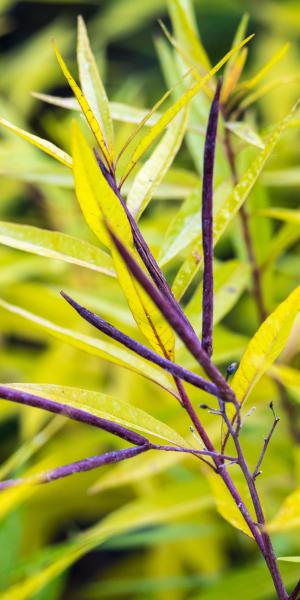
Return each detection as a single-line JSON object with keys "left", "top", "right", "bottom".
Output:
{"left": 0, "top": 1, "right": 300, "bottom": 599}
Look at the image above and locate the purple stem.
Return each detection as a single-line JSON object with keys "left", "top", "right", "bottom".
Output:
{"left": 61, "top": 291, "right": 219, "bottom": 399}
{"left": 290, "top": 580, "right": 300, "bottom": 600}
{"left": 201, "top": 80, "right": 221, "bottom": 357}
{"left": 0, "top": 443, "right": 238, "bottom": 491}
{"left": 106, "top": 225, "right": 237, "bottom": 404}
{"left": 0, "top": 445, "right": 149, "bottom": 490}
{"left": 253, "top": 413, "right": 280, "bottom": 479}
{"left": 95, "top": 150, "right": 195, "bottom": 337}
{"left": 0, "top": 386, "right": 148, "bottom": 446}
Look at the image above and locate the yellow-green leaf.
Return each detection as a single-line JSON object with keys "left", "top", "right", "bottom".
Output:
{"left": 172, "top": 103, "right": 298, "bottom": 300}
{"left": 0, "top": 481, "right": 211, "bottom": 600}
{"left": 237, "top": 43, "right": 290, "bottom": 92}
{"left": 225, "top": 121, "right": 265, "bottom": 149}
{"left": 257, "top": 207, "right": 300, "bottom": 225}
{"left": 77, "top": 16, "right": 114, "bottom": 155}
{"left": 0, "top": 297, "right": 177, "bottom": 398}
{"left": 209, "top": 467, "right": 254, "bottom": 538}
{"left": 127, "top": 109, "right": 188, "bottom": 219}
{"left": 0, "top": 221, "right": 115, "bottom": 277}
{"left": 232, "top": 285, "right": 300, "bottom": 404}
{"left": 72, "top": 123, "right": 175, "bottom": 359}
{"left": 0, "top": 118, "right": 72, "bottom": 168}
{"left": 5, "top": 384, "right": 187, "bottom": 447}
{"left": 121, "top": 34, "right": 254, "bottom": 183}
{"left": 278, "top": 557, "right": 300, "bottom": 563}
{"left": 268, "top": 487, "right": 300, "bottom": 532}
{"left": 53, "top": 42, "right": 112, "bottom": 170}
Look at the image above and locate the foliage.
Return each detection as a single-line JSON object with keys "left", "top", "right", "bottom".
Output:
{"left": 0, "top": 1, "right": 300, "bottom": 599}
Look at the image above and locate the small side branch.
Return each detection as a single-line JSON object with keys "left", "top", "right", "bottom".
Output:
{"left": 253, "top": 403, "right": 280, "bottom": 479}
{"left": 60, "top": 291, "right": 220, "bottom": 399}
{"left": 290, "top": 579, "right": 300, "bottom": 600}
{"left": 201, "top": 79, "right": 221, "bottom": 357}
{"left": 0, "top": 445, "right": 149, "bottom": 491}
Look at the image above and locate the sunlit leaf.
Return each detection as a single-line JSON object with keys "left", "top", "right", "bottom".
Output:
{"left": 0, "top": 297, "right": 177, "bottom": 398}
{"left": 53, "top": 42, "right": 113, "bottom": 170}
{"left": 0, "top": 118, "right": 72, "bottom": 167}
{"left": 225, "top": 121, "right": 265, "bottom": 149}
{"left": 208, "top": 468, "right": 255, "bottom": 538}
{"left": 222, "top": 13, "right": 249, "bottom": 102}
{"left": 120, "top": 34, "right": 254, "bottom": 184}
{"left": 127, "top": 109, "right": 188, "bottom": 219}
{"left": 5, "top": 384, "right": 187, "bottom": 447}
{"left": 0, "top": 221, "right": 115, "bottom": 277}
{"left": 185, "top": 260, "right": 250, "bottom": 333}
{"left": 256, "top": 207, "right": 300, "bottom": 225}
{"left": 268, "top": 487, "right": 300, "bottom": 532}
{"left": 77, "top": 16, "right": 114, "bottom": 155}
{"left": 278, "top": 557, "right": 300, "bottom": 563}
{"left": 172, "top": 103, "right": 298, "bottom": 299}
{"left": 0, "top": 481, "right": 212, "bottom": 600}
{"left": 236, "top": 43, "right": 290, "bottom": 92}
{"left": 72, "top": 123, "right": 175, "bottom": 359}
{"left": 232, "top": 285, "right": 300, "bottom": 404}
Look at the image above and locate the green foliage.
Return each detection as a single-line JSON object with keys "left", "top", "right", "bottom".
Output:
{"left": 0, "top": 1, "right": 300, "bottom": 599}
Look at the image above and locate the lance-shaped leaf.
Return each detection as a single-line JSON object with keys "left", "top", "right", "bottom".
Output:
{"left": 0, "top": 297, "right": 177, "bottom": 398}
{"left": 225, "top": 121, "right": 265, "bottom": 149}
{"left": 256, "top": 207, "right": 300, "bottom": 225}
{"left": 0, "top": 481, "right": 211, "bottom": 600}
{"left": 120, "top": 34, "right": 254, "bottom": 184}
{"left": 0, "top": 118, "right": 72, "bottom": 167}
{"left": 236, "top": 42, "right": 290, "bottom": 93}
{"left": 72, "top": 123, "right": 175, "bottom": 359}
{"left": 0, "top": 221, "right": 115, "bottom": 277}
{"left": 77, "top": 16, "right": 114, "bottom": 155}
{"left": 3, "top": 384, "right": 187, "bottom": 447}
{"left": 53, "top": 42, "right": 113, "bottom": 171}
{"left": 232, "top": 285, "right": 300, "bottom": 404}
{"left": 127, "top": 109, "right": 188, "bottom": 219}
{"left": 0, "top": 385, "right": 148, "bottom": 446}
{"left": 268, "top": 487, "right": 300, "bottom": 532}
{"left": 172, "top": 102, "right": 298, "bottom": 300}
{"left": 221, "top": 13, "right": 249, "bottom": 102}
{"left": 208, "top": 468, "right": 255, "bottom": 538}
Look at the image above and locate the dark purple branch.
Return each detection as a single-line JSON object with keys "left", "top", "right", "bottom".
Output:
{"left": 0, "top": 445, "right": 149, "bottom": 490}
{"left": 60, "top": 291, "right": 219, "bottom": 399}
{"left": 106, "top": 225, "right": 237, "bottom": 404}
{"left": 290, "top": 579, "right": 300, "bottom": 600}
{"left": 201, "top": 80, "right": 221, "bottom": 357}
{"left": 253, "top": 404, "right": 280, "bottom": 479}
{"left": 0, "top": 386, "right": 148, "bottom": 446}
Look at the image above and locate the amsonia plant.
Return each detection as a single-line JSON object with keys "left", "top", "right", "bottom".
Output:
{"left": 0, "top": 8, "right": 300, "bottom": 600}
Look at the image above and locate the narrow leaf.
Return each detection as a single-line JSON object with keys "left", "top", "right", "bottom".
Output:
{"left": 256, "top": 207, "right": 300, "bottom": 225}
{"left": 53, "top": 42, "right": 113, "bottom": 170}
{"left": 5, "top": 384, "right": 187, "bottom": 447}
{"left": 225, "top": 121, "right": 265, "bottom": 149}
{"left": 0, "top": 221, "right": 115, "bottom": 277}
{"left": 172, "top": 102, "right": 298, "bottom": 300}
{"left": 72, "top": 124, "right": 175, "bottom": 359}
{"left": 0, "top": 297, "right": 177, "bottom": 398}
{"left": 0, "top": 118, "right": 72, "bottom": 167}
{"left": 120, "top": 34, "right": 254, "bottom": 184}
{"left": 77, "top": 16, "right": 114, "bottom": 154}
{"left": 232, "top": 285, "right": 300, "bottom": 404}
{"left": 127, "top": 109, "right": 188, "bottom": 219}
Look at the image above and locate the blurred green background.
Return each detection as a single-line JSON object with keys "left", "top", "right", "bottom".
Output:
{"left": 0, "top": 1, "right": 300, "bottom": 599}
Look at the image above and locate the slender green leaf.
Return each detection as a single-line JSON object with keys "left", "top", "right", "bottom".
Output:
{"left": 0, "top": 221, "right": 115, "bottom": 277}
